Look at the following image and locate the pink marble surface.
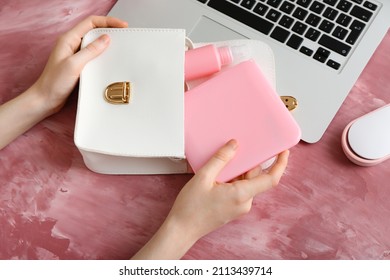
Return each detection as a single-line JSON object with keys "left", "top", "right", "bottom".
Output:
{"left": 1, "top": 0, "right": 390, "bottom": 260}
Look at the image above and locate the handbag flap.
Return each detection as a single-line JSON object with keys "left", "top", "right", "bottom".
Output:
{"left": 75, "top": 28, "right": 186, "bottom": 158}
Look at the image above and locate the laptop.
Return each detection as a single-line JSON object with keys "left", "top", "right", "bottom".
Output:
{"left": 108, "top": 0, "right": 390, "bottom": 143}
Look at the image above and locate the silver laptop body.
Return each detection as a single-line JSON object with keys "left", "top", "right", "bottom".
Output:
{"left": 109, "top": 0, "right": 390, "bottom": 143}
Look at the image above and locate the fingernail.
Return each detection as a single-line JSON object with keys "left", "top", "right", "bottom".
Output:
{"left": 100, "top": 34, "right": 110, "bottom": 44}
{"left": 228, "top": 139, "right": 238, "bottom": 150}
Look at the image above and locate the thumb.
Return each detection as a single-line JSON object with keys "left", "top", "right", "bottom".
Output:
{"left": 72, "top": 34, "right": 110, "bottom": 70}
{"left": 198, "top": 139, "right": 238, "bottom": 182}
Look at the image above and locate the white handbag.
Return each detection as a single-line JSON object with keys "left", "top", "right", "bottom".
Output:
{"left": 74, "top": 28, "right": 187, "bottom": 174}
{"left": 75, "top": 27, "right": 278, "bottom": 175}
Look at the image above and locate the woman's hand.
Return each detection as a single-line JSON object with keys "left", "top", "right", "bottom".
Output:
{"left": 168, "top": 139, "right": 289, "bottom": 241}
{"left": 0, "top": 16, "right": 127, "bottom": 149}
{"left": 34, "top": 16, "right": 128, "bottom": 115}
{"left": 132, "top": 140, "right": 289, "bottom": 259}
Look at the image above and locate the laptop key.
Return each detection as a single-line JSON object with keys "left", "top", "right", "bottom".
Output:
{"left": 324, "top": 0, "right": 338, "bottom": 6}
{"left": 310, "top": 1, "right": 325, "bottom": 14}
{"left": 319, "top": 19, "right": 335, "bottom": 33}
{"left": 271, "top": 26, "right": 291, "bottom": 43}
{"left": 241, "top": 0, "right": 257, "bottom": 9}
{"left": 305, "top": 27, "right": 321, "bottom": 41}
{"left": 253, "top": 3, "right": 269, "bottom": 16}
{"left": 300, "top": 46, "right": 314, "bottom": 56}
{"left": 346, "top": 20, "right": 366, "bottom": 44}
{"left": 306, "top": 13, "right": 321, "bottom": 27}
{"left": 280, "top": 1, "right": 295, "bottom": 14}
{"left": 319, "top": 34, "right": 351, "bottom": 56}
{"left": 350, "top": 5, "right": 373, "bottom": 22}
{"left": 267, "top": 0, "right": 283, "bottom": 8}
{"left": 266, "top": 9, "right": 282, "bottom": 22}
{"left": 208, "top": 0, "right": 274, "bottom": 35}
{"left": 292, "top": 21, "right": 308, "bottom": 35}
{"left": 297, "top": 0, "right": 312, "bottom": 8}
{"left": 313, "top": 47, "right": 330, "bottom": 63}
{"left": 287, "top": 34, "right": 304, "bottom": 49}
{"left": 337, "top": 0, "right": 353, "bottom": 12}
{"left": 333, "top": 26, "right": 348, "bottom": 40}
{"left": 363, "top": 1, "right": 378, "bottom": 11}
{"left": 323, "top": 7, "right": 339, "bottom": 20}
{"left": 293, "top": 7, "right": 308, "bottom": 20}
{"left": 327, "top": 59, "right": 341, "bottom": 70}
{"left": 336, "top": 13, "right": 352, "bottom": 27}
{"left": 280, "top": 15, "right": 295, "bottom": 28}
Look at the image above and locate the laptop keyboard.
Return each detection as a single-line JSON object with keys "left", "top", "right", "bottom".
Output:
{"left": 197, "top": 0, "right": 381, "bottom": 71}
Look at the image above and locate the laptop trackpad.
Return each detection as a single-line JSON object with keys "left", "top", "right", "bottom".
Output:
{"left": 189, "top": 16, "right": 247, "bottom": 42}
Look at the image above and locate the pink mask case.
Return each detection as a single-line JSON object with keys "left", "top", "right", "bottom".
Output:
{"left": 184, "top": 40, "right": 301, "bottom": 182}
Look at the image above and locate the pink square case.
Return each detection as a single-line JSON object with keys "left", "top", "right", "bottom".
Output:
{"left": 185, "top": 59, "right": 301, "bottom": 182}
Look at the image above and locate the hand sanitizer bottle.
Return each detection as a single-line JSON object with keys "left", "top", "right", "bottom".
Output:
{"left": 184, "top": 44, "right": 247, "bottom": 81}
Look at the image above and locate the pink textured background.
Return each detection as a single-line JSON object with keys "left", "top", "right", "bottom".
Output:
{"left": 1, "top": 0, "right": 390, "bottom": 259}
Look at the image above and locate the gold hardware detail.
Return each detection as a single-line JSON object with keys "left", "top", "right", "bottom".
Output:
{"left": 281, "top": 96, "right": 298, "bottom": 111}
{"left": 104, "top": 82, "right": 131, "bottom": 104}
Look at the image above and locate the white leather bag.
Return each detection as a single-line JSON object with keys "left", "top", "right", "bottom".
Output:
{"left": 74, "top": 28, "right": 187, "bottom": 174}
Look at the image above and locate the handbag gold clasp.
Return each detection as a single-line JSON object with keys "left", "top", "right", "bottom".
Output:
{"left": 280, "top": 96, "right": 298, "bottom": 111}
{"left": 104, "top": 82, "right": 131, "bottom": 104}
